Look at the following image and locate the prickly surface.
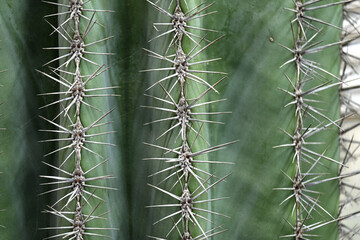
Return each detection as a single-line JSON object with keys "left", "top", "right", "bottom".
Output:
{"left": 144, "top": 0, "right": 234, "bottom": 239}
{"left": 39, "top": 1, "right": 116, "bottom": 239}
{"left": 277, "top": 0, "right": 360, "bottom": 239}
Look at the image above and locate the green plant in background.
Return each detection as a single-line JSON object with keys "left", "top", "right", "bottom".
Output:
{"left": 0, "top": 0, "right": 360, "bottom": 240}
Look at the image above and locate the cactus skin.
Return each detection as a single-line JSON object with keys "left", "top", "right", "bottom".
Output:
{"left": 144, "top": 0, "right": 235, "bottom": 239}
{"left": 203, "top": 0, "right": 359, "bottom": 239}
{"left": 277, "top": 0, "right": 347, "bottom": 238}
{"left": 38, "top": 1, "right": 117, "bottom": 239}
{"left": 0, "top": 1, "right": 60, "bottom": 239}
{"left": 0, "top": 0, "right": 360, "bottom": 239}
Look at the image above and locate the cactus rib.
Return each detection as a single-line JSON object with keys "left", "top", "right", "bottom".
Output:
{"left": 144, "top": 0, "right": 235, "bottom": 239}
{"left": 277, "top": 0, "right": 360, "bottom": 239}
{"left": 38, "top": 0, "right": 116, "bottom": 238}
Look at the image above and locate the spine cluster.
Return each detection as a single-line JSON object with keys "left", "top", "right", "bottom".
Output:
{"left": 39, "top": 1, "right": 116, "bottom": 239}
{"left": 277, "top": 0, "right": 360, "bottom": 239}
{"left": 145, "top": 0, "right": 234, "bottom": 239}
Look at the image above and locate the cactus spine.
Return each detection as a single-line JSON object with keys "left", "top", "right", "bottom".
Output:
{"left": 144, "top": 0, "right": 235, "bottom": 239}
{"left": 276, "top": 0, "right": 360, "bottom": 238}
{"left": 38, "top": 1, "right": 117, "bottom": 238}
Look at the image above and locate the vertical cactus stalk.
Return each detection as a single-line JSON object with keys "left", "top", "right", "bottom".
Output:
{"left": 276, "top": 0, "right": 360, "bottom": 238}
{"left": 38, "top": 1, "right": 117, "bottom": 238}
{"left": 339, "top": 1, "right": 360, "bottom": 238}
{"left": 144, "top": 0, "right": 235, "bottom": 239}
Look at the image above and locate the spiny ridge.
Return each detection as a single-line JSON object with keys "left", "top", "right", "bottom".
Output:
{"left": 277, "top": 0, "right": 360, "bottom": 239}
{"left": 38, "top": 1, "right": 117, "bottom": 239}
{"left": 144, "top": 0, "right": 233, "bottom": 239}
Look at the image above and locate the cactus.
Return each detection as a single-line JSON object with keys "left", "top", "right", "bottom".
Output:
{"left": 0, "top": 0, "right": 359, "bottom": 240}
{"left": 275, "top": 0, "right": 360, "bottom": 239}
{"left": 143, "top": 0, "right": 235, "bottom": 239}
{"left": 37, "top": 1, "right": 117, "bottom": 239}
